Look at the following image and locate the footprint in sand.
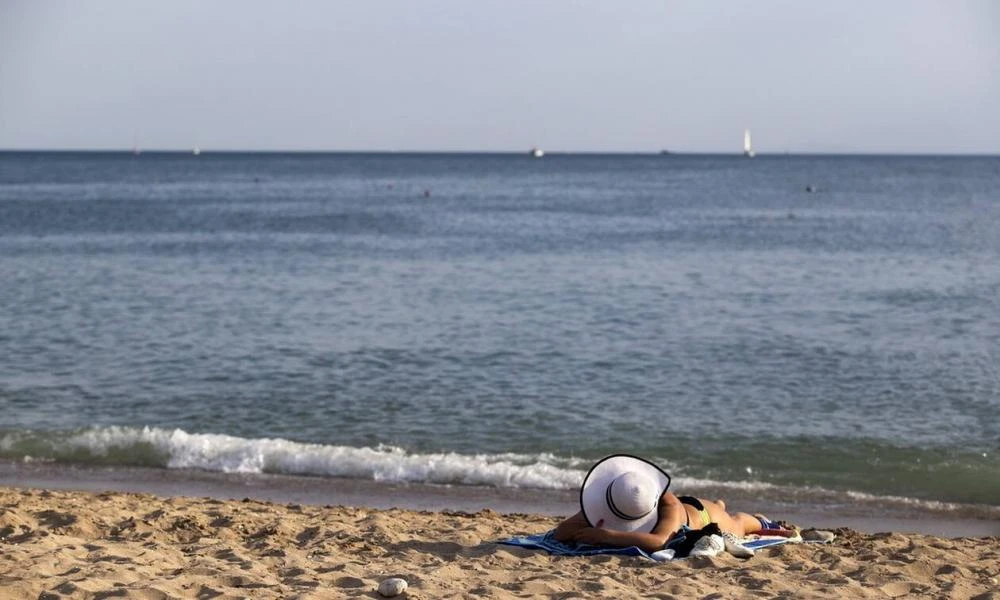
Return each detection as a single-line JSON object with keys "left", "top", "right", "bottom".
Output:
{"left": 34, "top": 510, "right": 77, "bottom": 529}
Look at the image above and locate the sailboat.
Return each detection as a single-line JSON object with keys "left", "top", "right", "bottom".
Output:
{"left": 529, "top": 147, "right": 544, "bottom": 158}
{"left": 743, "top": 129, "right": 755, "bottom": 158}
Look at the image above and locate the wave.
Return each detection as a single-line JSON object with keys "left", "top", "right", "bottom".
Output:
{"left": 2, "top": 426, "right": 997, "bottom": 520}
{"left": 0, "top": 426, "right": 584, "bottom": 489}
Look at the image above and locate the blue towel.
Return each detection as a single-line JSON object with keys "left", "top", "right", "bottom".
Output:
{"left": 498, "top": 530, "right": 798, "bottom": 562}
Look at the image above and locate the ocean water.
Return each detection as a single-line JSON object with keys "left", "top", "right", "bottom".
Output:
{"left": 1, "top": 152, "right": 998, "bottom": 517}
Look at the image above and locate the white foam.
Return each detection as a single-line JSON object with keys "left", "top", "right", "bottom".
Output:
{"left": 3, "top": 426, "right": 995, "bottom": 519}
{"left": 40, "top": 426, "right": 586, "bottom": 489}
{"left": 842, "top": 489, "right": 966, "bottom": 513}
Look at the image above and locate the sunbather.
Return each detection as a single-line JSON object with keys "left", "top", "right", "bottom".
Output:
{"left": 553, "top": 454, "right": 788, "bottom": 553}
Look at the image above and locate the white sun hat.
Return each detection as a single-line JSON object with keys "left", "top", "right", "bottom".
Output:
{"left": 580, "top": 454, "right": 672, "bottom": 533}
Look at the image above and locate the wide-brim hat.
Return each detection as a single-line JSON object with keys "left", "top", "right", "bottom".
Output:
{"left": 580, "top": 454, "right": 672, "bottom": 533}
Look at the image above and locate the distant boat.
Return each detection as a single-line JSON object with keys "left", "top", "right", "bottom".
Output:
{"left": 530, "top": 147, "right": 544, "bottom": 158}
{"left": 192, "top": 146, "right": 201, "bottom": 156}
{"left": 660, "top": 149, "right": 672, "bottom": 155}
{"left": 743, "top": 129, "right": 755, "bottom": 158}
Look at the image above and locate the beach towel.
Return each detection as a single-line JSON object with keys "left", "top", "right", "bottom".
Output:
{"left": 498, "top": 530, "right": 805, "bottom": 562}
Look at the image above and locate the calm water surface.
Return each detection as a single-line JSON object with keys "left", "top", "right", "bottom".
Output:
{"left": 1, "top": 152, "right": 998, "bottom": 512}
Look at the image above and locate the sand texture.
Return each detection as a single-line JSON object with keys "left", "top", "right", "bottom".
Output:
{"left": 1, "top": 487, "right": 998, "bottom": 599}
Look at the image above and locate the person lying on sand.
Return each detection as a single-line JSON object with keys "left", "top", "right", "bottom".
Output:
{"left": 553, "top": 454, "right": 807, "bottom": 555}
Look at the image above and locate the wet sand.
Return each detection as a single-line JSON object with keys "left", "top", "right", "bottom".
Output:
{"left": 3, "top": 460, "right": 998, "bottom": 538}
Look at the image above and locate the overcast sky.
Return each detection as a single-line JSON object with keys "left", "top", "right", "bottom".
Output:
{"left": 1, "top": 1, "right": 997, "bottom": 153}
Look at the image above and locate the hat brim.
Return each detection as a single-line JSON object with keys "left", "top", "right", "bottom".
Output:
{"left": 580, "top": 454, "right": 671, "bottom": 533}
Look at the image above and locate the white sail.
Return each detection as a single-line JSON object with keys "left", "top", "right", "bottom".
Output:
{"left": 743, "top": 129, "right": 755, "bottom": 158}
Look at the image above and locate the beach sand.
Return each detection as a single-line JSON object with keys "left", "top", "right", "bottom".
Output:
{"left": 2, "top": 486, "right": 998, "bottom": 599}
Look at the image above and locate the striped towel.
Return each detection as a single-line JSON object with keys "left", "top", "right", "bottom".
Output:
{"left": 498, "top": 530, "right": 801, "bottom": 562}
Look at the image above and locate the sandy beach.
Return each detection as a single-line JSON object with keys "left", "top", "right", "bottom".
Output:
{"left": 2, "top": 486, "right": 998, "bottom": 599}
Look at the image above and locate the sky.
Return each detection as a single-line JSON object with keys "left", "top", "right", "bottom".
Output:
{"left": 1, "top": 1, "right": 998, "bottom": 153}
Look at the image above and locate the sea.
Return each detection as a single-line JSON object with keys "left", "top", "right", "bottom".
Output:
{"left": 1, "top": 151, "right": 998, "bottom": 528}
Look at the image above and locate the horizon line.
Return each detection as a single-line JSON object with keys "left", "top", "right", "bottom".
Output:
{"left": 2, "top": 148, "right": 999, "bottom": 157}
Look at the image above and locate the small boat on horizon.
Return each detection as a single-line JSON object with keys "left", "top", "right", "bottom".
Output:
{"left": 530, "top": 147, "right": 544, "bottom": 158}
{"left": 743, "top": 129, "right": 755, "bottom": 158}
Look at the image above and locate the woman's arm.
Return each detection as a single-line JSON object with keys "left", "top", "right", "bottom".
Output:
{"left": 552, "top": 492, "right": 686, "bottom": 553}
{"left": 552, "top": 511, "right": 589, "bottom": 542}
{"left": 567, "top": 525, "right": 670, "bottom": 553}
{"left": 651, "top": 491, "right": 685, "bottom": 540}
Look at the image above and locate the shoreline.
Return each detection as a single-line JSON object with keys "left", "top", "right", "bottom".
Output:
{"left": 3, "top": 460, "right": 998, "bottom": 538}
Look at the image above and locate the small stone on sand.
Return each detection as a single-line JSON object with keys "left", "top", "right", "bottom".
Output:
{"left": 378, "top": 577, "right": 408, "bottom": 597}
